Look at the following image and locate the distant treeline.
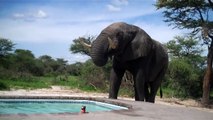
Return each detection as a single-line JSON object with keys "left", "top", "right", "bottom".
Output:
{"left": 0, "top": 36, "right": 212, "bottom": 98}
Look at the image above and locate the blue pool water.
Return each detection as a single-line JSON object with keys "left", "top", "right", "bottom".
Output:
{"left": 0, "top": 99, "right": 128, "bottom": 114}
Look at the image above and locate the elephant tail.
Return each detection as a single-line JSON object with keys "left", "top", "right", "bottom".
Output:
{"left": 160, "top": 85, "right": 163, "bottom": 98}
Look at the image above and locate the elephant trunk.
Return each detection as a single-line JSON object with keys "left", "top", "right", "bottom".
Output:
{"left": 90, "top": 34, "right": 109, "bottom": 67}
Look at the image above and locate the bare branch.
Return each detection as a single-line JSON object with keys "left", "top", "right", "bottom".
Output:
{"left": 208, "top": 0, "right": 213, "bottom": 8}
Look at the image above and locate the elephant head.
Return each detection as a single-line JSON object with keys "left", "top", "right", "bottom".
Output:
{"left": 90, "top": 22, "right": 153, "bottom": 66}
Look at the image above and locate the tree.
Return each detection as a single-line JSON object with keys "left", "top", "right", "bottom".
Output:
{"left": 167, "top": 36, "right": 205, "bottom": 68}
{"left": 32, "top": 59, "right": 45, "bottom": 76}
{"left": 80, "top": 59, "right": 110, "bottom": 91}
{"left": 38, "top": 55, "right": 69, "bottom": 76}
{"left": 156, "top": 0, "right": 213, "bottom": 104}
{"left": 67, "top": 62, "right": 83, "bottom": 76}
{"left": 39, "top": 55, "right": 53, "bottom": 63}
{"left": 0, "top": 38, "right": 15, "bottom": 69}
{"left": 39, "top": 55, "right": 55, "bottom": 74}
{"left": 0, "top": 38, "right": 15, "bottom": 57}
{"left": 70, "top": 36, "right": 94, "bottom": 56}
{"left": 14, "top": 49, "right": 36, "bottom": 73}
{"left": 55, "top": 58, "right": 68, "bottom": 74}
{"left": 166, "top": 36, "right": 205, "bottom": 97}
{"left": 56, "top": 58, "right": 68, "bottom": 66}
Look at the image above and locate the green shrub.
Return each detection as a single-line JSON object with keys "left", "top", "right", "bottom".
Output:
{"left": 164, "top": 58, "right": 203, "bottom": 98}
{"left": 0, "top": 81, "right": 9, "bottom": 90}
{"left": 80, "top": 60, "right": 110, "bottom": 92}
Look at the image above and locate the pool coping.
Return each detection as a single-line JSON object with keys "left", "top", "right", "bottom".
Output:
{"left": 0, "top": 95, "right": 133, "bottom": 110}
{"left": 1, "top": 95, "right": 213, "bottom": 120}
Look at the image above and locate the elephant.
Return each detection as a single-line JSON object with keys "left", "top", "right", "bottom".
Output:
{"left": 90, "top": 22, "right": 168, "bottom": 103}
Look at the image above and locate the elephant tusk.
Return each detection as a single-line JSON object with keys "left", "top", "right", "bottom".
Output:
{"left": 79, "top": 38, "right": 92, "bottom": 48}
{"left": 82, "top": 42, "right": 92, "bottom": 48}
{"left": 108, "top": 37, "right": 117, "bottom": 49}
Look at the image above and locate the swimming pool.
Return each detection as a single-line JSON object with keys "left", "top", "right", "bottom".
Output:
{"left": 0, "top": 99, "right": 128, "bottom": 114}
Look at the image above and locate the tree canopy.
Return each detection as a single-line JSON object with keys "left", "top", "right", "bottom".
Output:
{"left": 165, "top": 36, "right": 205, "bottom": 98}
{"left": 156, "top": 0, "right": 213, "bottom": 42}
{"left": 0, "top": 38, "right": 15, "bottom": 57}
{"left": 156, "top": 0, "right": 213, "bottom": 105}
{"left": 70, "top": 36, "right": 94, "bottom": 56}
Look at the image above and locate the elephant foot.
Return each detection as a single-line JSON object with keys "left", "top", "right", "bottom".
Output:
{"left": 109, "top": 95, "right": 118, "bottom": 99}
{"left": 135, "top": 99, "right": 144, "bottom": 102}
{"left": 146, "top": 98, "right": 155, "bottom": 103}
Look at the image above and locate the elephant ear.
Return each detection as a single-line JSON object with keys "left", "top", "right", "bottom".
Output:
{"left": 121, "top": 29, "right": 153, "bottom": 61}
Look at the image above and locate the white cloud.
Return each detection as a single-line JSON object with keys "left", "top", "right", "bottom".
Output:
{"left": 107, "top": 4, "right": 121, "bottom": 12}
{"left": 12, "top": 10, "right": 47, "bottom": 22}
{"left": 6, "top": 1, "right": 160, "bottom": 44}
{"left": 112, "top": 0, "right": 129, "bottom": 6}
{"left": 107, "top": 0, "right": 129, "bottom": 12}
{"left": 1, "top": 0, "right": 184, "bottom": 64}
{"left": 33, "top": 10, "right": 47, "bottom": 18}
{"left": 13, "top": 13, "right": 25, "bottom": 19}
{"left": 0, "top": 18, "right": 111, "bottom": 44}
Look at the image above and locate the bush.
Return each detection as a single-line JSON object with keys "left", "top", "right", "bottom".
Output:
{"left": 80, "top": 60, "right": 109, "bottom": 92}
{"left": 80, "top": 60, "right": 135, "bottom": 97}
{"left": 164, "top": 58, "right": 203, "bottom": 98}
{"left": 0, "top": 81, "right": 9, "bottom": 90}
{"left": 67, "top": 62, "right": 83, "bottom": 76}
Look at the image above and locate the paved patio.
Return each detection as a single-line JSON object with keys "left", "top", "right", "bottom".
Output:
{"left": 0, "top": 96, "right": 213, "bottom": 120}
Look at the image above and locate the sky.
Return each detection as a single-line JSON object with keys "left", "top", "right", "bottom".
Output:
{"left": 0, "top": 0, "right": 185, "bottom": 64}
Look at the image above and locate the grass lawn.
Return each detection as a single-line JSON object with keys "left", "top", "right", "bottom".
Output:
{"left": 0, "top": 76, "right": 212, "bottom": 100}
{"left": 0, "top": 76, "right": 96, "bottom": 92}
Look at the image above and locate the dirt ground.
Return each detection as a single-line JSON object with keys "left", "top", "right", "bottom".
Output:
{"left": 0, "top": 86, "right": 212, "bottom": 113}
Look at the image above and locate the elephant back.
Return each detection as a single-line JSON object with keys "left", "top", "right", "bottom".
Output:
{"left": 148, "top": 40, "right": 168, "bottom": 82}
{"left": 120, "top": 28, "right": 154, "bottom": 61}
{"left": 152, "top": 40, "right": 168, "bottom": 63}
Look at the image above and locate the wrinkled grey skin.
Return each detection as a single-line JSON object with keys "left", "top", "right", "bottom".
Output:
{"left": 90, "top": 22, "right": 168, "bottom": 103}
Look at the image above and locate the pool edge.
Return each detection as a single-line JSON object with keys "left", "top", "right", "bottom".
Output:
{"left": 0, "top": 95, "right": 132, "bottom": 110}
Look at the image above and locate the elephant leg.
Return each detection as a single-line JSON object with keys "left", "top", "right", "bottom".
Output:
{"left": 134, "top": 69, "right": 146, "bottom": 101}
{"left": 134, "top": 83, "right": 139, "bottom": 100}
{"left": 134, "top": 82, "right": 149, "bottom": 101}
{"left": 144, "top": 82, "right": 150, "bottom": 102}
{"left": 109, "top": 68, "right": 125, "bottom": 99}
{"left": 148, "top": 81, "right": 161, "bottom": 103}
{"left": 148, "top": 66, "right": 167, "bottom": 103}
